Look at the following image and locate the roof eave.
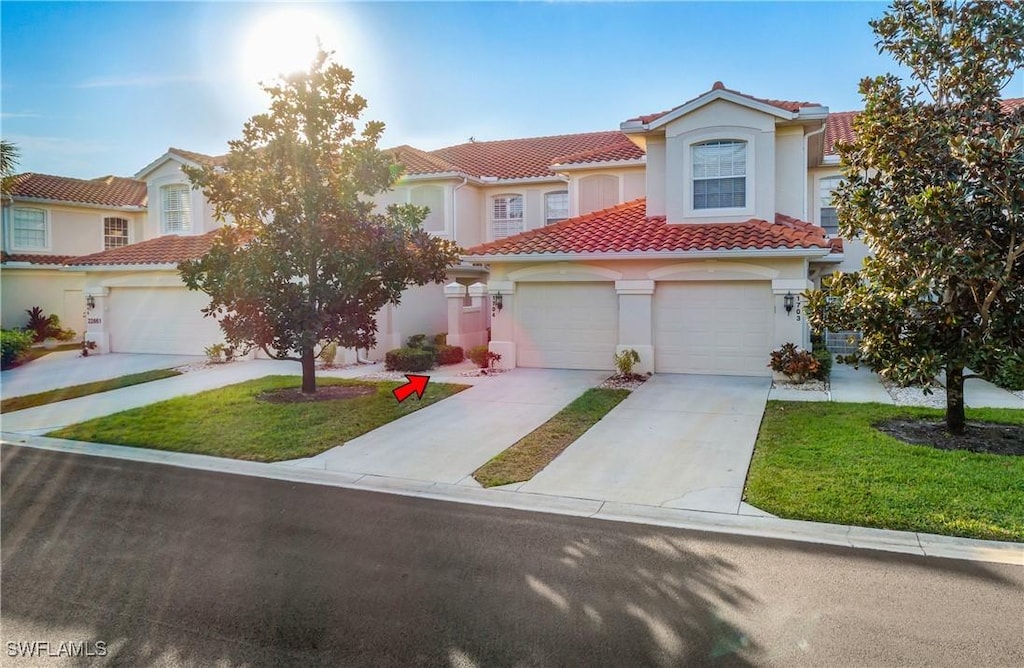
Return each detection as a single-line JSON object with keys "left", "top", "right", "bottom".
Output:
{"left": 134, "top": 151, "right": 194, "bottom": 180}
{"left": 7, "top": 196, "right": 146, "bottom": 211}
{"left": 63, "top": 262, "right": 182, "bottom": 272}
{"left": 551, "top": 158, "right": 646, "bottom": 172}
{"left": 822, "top": 155, "right": 841, "bottom": 165}
{"left": 464, "top": 247, "right": 833, "bottom": 263}
{"left": 398, "top": 171, "right": 480, "bottom": 184}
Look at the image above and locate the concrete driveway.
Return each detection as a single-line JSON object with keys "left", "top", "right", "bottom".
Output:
{"left": 294, "top": 368, "right": 607, "bottom": 485}
{"left": 1, "top": 351, "right": 202, "bottom": 398}
{"left": 519, "top": 374, "right": 770, "bottom": 513}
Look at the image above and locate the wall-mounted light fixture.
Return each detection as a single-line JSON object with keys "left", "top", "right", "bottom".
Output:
{"left": 493, "top": 292, "right": 503, "bottom": 312}
{"left": 86, "top": 295, "right": 96, "bottom": 310}
{"left": 783, "top": 292, "right": 795, "bottom": 315}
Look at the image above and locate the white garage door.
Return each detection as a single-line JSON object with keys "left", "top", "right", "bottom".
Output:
{"left": 517, "top": 282, "right": 618, "bottom": 370}
{"left": 108, "top": 287, "right": 222, "bottom": 355}
{"left": 654, "top": 281, "right": 773, "bottom": 376}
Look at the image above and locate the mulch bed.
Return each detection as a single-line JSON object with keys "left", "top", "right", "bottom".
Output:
{"left": 256, "top": 384, "right": 377, "bottom": 404}
{"left": 874, "top": 419, "right": 1024, "bottom": 456}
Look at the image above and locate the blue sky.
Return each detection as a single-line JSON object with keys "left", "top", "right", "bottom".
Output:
{"left": 2, "top": 1, "right": 1021, "bottom": 179}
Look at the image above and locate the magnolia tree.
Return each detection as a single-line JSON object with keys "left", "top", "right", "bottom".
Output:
{"left": 180, "top": 51, "right": 460, "bottom": 393}
{"left": 806, "top": 0, "right": 1024, "bottom": 434}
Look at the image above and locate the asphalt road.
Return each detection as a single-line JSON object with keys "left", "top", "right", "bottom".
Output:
{"left": 2, "top": 445, "right": 1022, "bottom": 667}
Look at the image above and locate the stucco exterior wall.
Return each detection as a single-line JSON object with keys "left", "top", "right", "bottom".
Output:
{"left": 664, "top": 99, "right": 777, "bottom": 224}
{"left": 2, "top": 203, "right": 143, "bottom": 257}
{"left": 774, "top": 126, "right": 805, "bottom": 220}
{"left": 0, "top": 267, "right": 86, "bottom": 334}
{"left": 143, "top": 159, "right": 220, "bottom": 239}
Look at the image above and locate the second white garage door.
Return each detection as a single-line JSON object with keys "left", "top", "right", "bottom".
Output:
{"left": 108, "top": 286, "right": 223, "bottom": 355}
{"left": 654, "top": 281, "right": 773, "bottom": 376}
{"left": 517, "top": 282, "right": 618, "bottom": 370}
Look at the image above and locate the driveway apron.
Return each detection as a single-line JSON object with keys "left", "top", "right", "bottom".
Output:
{"left": 519, "top": 374, "right": 770, "bottom": 513}
{"left": 296, "top": 369, "right": 607, "bottom": 485}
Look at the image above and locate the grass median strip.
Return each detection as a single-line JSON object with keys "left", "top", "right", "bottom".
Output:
{"left": 2, "top": 368, "right": 182, "bottom": 413}
{"left": 474, "top": 387, "right": 629, "bottom": 488}
{"left": 48, "top": 375, "right": 468, "bottom": 462}
{"left": 744, "top": 401, "right": 1024, "bottom": 542}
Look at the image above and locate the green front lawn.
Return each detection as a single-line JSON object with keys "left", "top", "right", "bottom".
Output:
{"left": 745, "top": 402, "right": 1024, "bottom": 542}
{"left": 49, "top": 375, "right": 468, "bottom": 462}
{"left": 474, "top": 388, "right": 629, "bottom": 487}
{"left": 2, "top": 368, "right": 181, "bottom": 413}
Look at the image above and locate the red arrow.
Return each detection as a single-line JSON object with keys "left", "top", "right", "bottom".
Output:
{"left": 392, "top": 374, "right": 430, "bottom": 403}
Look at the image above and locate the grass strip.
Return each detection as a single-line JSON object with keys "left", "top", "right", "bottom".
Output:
{"left": 2, "top": 368, "right": 182, "bottom": 413}
{"left": 474, "top": 387, "right": 629, "bottom": 488}
{"left": 745, "top": 401, "right": 1024, "bottom": 542}
{"left": 49, "top": 375, "right": 467, "bottom": 462}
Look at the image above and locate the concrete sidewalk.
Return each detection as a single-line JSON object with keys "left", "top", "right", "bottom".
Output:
{"left": 519, "top": 374, "right": 771, "bottom": 514}
{"left": 293, "top": 368, "right": 607, "bottom": 485}
{"left": 1, "top": 351, "right": 203, "bottom": 398}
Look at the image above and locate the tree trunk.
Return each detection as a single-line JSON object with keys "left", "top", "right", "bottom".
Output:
{"left": 945, "top": 362, "right": 966, "bottom": 435}
{"left": 300, "top": 347, "right": 317, "bottom": 394}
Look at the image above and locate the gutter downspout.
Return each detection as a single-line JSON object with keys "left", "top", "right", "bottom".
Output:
{"left": 452, "top": 176, "right": 468, "bottom": 246}
{"left": 803, "top": 124, "right": 827, "bottom": 222}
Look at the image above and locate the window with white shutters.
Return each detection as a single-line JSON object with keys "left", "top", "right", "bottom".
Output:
{"left": 491, "top": 195, "right": 523, "bottom": 239}
{"left": 692, "top": 140, "right": 747, "bottom": 209}
{"left": 104, "top": 217, "right": 130, "bottom": 249}
{"left": 819, "top": 176, "right": 842, "bottom": 235}
{"left": 545, "top": 191, "right": 569, "bottom": 225}
{"left": 12, "top": 208, "right": 47, "bottom": 249}
{"left": 162, "top": 184, "right": 192, "bottom": 233}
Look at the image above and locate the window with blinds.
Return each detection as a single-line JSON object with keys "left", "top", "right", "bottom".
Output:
{"left": 162, "top": 184, "right": 192, "bottom": 233}
{"left": 491, "top": 195, "right": 523, "bottom": 239}
{"left": 104, "top": 217, "right": 130, "bottom": 249}
{"left": 692, "top": 140, "right": 747, "bottom": 209}
{"left": 545, "top": 191, "right": 569, "bottom": 225}
{"left": 819, "top": 176, "right": 842, "bottom": 235}
{"left": 12, "top": 208, "right": 47, "bottom": 248}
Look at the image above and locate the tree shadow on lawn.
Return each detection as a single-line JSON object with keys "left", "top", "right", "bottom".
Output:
{"left": 2, "top": 445, "right": 1020, "bottom": 666}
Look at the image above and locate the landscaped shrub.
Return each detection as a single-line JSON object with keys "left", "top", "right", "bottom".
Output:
{"left": 970, "top": 349, "right": 1024, "bottom": 391}
{"left": 406, "top": 334, "right": 428, "bottom": 349}
{"left": 385, "top": 347, "right": 436, "bottom": 372}
{"left": 433, "top": 333, "right": 447, "bottom": 346}
{"left": 1, "top": 329, "right": 34, "bottom": 368}
{"left": 811, "top": 342, "right": 832, "bottom": 381}
{"left": 467, "top": 345, "right": 501, "bottom": 369}
{"left": 205, "top": 343, "right": 226, "bottom": 363}
{"left": 768, "top": 343, "right": 821, "bottom": 382}
{"left": 435, "top": 344, "right": 464, "bottom": 365}
{"left": 24, "top": 306, "right": 76, "bottom": 343}
{"left": 613, "top": 348, "right": 641, "bottom": 376}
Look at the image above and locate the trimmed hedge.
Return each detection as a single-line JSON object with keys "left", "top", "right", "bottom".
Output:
{"left": 1, "top": 329, "right": 34, "bottom": 368}
{"left": 385, "top": 347, "right": 436, "bottom": 372}
{"left": 435, "top": 344, "right": 464, "bottom": 365}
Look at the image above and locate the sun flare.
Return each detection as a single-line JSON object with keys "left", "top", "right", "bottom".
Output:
{"left": 241, "top": 9, "right": 330, "bottom": 85}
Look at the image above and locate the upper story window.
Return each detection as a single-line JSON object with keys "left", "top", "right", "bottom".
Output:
{"left": 161, "top": 184, "right": 192, "bottom": 233}
{"left": 692, "top": 140, "right": 747, "bottom": 209}
{"left": 491, "top": 194, "right": 523, "bottom": 240}
{"left": 12, "top": 207, "right": 48, "bottom": 249}
{"left": 104, "top": 217, "right": 130, "bottom": 249}
{"left": 410, "top": 185, "right": 445, "bottom": 233}
{"left": 819, "top": 176, "right": 843, "bottom": 235}
{"left": 545, "top": 191, "right": 569, "bottom": 225}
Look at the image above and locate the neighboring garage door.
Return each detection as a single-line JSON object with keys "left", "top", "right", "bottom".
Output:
{"left": 517, "top": 282, "right": 618, "bottom": 370}
{"left": 654, "top": 281, "right": 773, "bottom": 376}
{"left": 108, "top": 287, "right": 222, "bottom": 355}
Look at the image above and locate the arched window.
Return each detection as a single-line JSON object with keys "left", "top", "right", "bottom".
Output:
{"left": 104, "top": 217, "right": 130, "bottom": 249}
{"left": 491, "top": 194, "right": 523, "bottom": 239}
{"left": 544, "top": 190, "right": 569, "bottom": 225}
{"left": 410, "top": 185, "right": 445, "bottom": 232}
{"left": 692, "top": 140, "right": 746, "bottom": 209}
{"left": 161, "top": 184, "right": 192, "bottom": 233}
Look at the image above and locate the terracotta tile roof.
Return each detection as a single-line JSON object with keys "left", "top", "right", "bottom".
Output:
{"left": 0, "top": 252, "right": 79, "bottom": 266}
{"left": 551, "top": 140, "right": 645, "bottom": 166}
{"left": 422, "top": 130, "right": 639, "bottom": 179}
{"left": 824, "top": 98, "right": 1023, "bottom": 156}
{"left": 7, "top": 173, "right": 147, "bottom": 207}
{"left": 464, "top": 199, "right": 830, "bottom": 257}
{"left": 67, "top": 230, "right": 221, "bottom": 266}
{"left": 389, "top": 145, "right": 461, "bottom": 176}
{"left": 168, "top": 147, "right": 228, "bottom": 168}
{"left": 628, "top": 81, "right": 820, "bottom": 124}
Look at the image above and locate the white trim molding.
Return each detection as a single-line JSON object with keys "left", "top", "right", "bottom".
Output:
{"left": 508, "top": 262, "right": 623, "bottom": 282}
{"left": 648, "top": 260, "right": 780, "bottom": 281}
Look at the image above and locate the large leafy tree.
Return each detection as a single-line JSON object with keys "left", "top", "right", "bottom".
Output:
{"left": 180, "top": 50, "right": 460, "bottom": 393}
{"left": 806, "top": 1, "right": 1024, "bottom": 434}
{"left": 1, "top": 140, "right": 20, "bottom": 197}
